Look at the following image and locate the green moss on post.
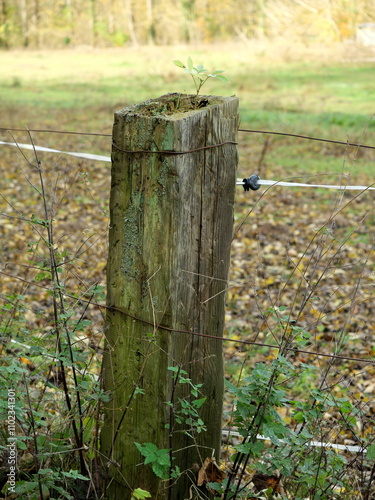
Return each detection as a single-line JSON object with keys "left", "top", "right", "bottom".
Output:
{"left": 101, "top": 93, "right": 239, "bottom": 500}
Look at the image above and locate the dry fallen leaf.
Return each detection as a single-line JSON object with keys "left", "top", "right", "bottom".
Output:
{"left": 251, "top": 472, "right": 285, "bottom": 495}
{"left": 197, "top": 457, "right": 226, "bottom": 487}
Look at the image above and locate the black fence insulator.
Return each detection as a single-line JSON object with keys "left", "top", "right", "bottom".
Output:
{"left": 243, "top": 174, "right": 261, "bottom": 191}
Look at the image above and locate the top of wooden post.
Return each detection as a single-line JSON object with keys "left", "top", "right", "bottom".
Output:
{"left": 116, "top": 92, "right": 238, "bottom": 121}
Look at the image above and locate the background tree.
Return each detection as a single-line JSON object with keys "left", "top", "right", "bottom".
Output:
{"left": 0, "top": 0, "right": 374, "bottom": 48}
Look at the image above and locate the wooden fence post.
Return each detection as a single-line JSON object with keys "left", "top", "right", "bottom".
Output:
{"left": 101, "top": 93, "right": 239, "bottom": 499}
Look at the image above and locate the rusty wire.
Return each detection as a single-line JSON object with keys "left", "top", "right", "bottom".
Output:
{"left": 1, "top": 126, "right": 374, "bottom": 365}
{"left": 1, "top": 126, "right": 374, "bottom": 150}
{"left": 1, "top": 269, "right": 374, "bottom": 366}
{"left": 111, "top": 140, "right": 238, "bottom": 155}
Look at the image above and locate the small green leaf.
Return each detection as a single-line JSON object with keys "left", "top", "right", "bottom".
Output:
{"left": 14, "top": 481, "right": 40, "bottom": 494}
{"left": 17, "top": 439, "right": 27, "bottom": 450}
{"left": 61, "top": 470, "right": 90, "bottom": 480}
{"left": 132, "top": 488, "right": 152, "bottom": 500}
{"left": 196, "top": 64, "right": 206, "bottom": 73}
{"left": 173, "top": 60, "right": 185, "bottom": 68}
{"left": 168, "top": 365, "right": 179, "bottom": 373}
{"left": 38, "top": 468, "right": 54, "bottom": 475}
{"left": 192, "top": 397, "right": 206, "bottom": 409}
{"left": 172, "top": 56, "right": 229, "bottom": 97}
{"left": 292, "top": 411, "right": 305, "bottom": 423}
{"left": 35, "top": 271, "right": 52, "bottom": 282}
{"left": 367, "top": 443, "right": 375, "bottom": 460}
{"left": 171, "top": 465, "right": 181, "bottom": 479}
{"left": 215, "top": 74, "right": 230, "bottom": 83}
{"left": 50, "top": 483, "right": 74, "bottom": 498}
{"left": 135, "top": 442, "right": 171, "bottom": 479}
{"left": 207, "top": 482, "right": 223, "bottom": 492}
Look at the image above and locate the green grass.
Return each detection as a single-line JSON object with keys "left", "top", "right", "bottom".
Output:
{"left": 0, "top": 45, "right": 373, "bottom": 180}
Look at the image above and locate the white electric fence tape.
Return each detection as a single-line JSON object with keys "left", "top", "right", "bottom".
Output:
{"left": 236, "top": 178, "right": 375, "bottom": 191}
{"left": 221, "top": 430, "right": 366, "bottom": 454}
{"left": 1, "top": 140, "right": 374, "bottom": 191}
{"left": 0, "top": 140, "right": 111, "bottom": 162}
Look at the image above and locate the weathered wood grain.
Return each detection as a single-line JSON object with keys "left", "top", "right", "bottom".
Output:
{"left": 101, "top": 93, "right": 239, "bottom": 499}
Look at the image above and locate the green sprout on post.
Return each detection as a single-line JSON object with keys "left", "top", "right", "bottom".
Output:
{"left": 173, "top": 56, "right": 229, "bottom": 98}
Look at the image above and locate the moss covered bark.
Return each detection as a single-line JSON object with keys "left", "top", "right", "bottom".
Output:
{"left": 101, "top": 93, "right": 239, "bottom": 499}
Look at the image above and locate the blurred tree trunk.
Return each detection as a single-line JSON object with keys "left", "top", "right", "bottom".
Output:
{"left": 33, "top": 0, "right": 40, "bottom": 47}
{"left": 125, "top": 0, "right": 138, "bottom": 45}
{"left": 146, "top": 0, "right": 153, "bottom": 42}
{"left": 1, "top": 0, "right": 9, "bottom": 47}
{"left": 4, "top": 0, "right": 375, "bottom": 48}
{"left": 90, "top": 0, "right": 98, "bottom": 46}
{"left": 107, "top": 0, "right": 114, "bottom": 34}
{"left": 19, "top": 0, "right": 29, "bottom": 46}
{"left": 65, "top": 0, "right": 75, "bottom": 44}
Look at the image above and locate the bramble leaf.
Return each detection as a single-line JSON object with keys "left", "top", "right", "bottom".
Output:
{"left": 132, "top": 488, "right": 151, "bottom": 499}
{"left": 367, "top": 444, "right": 375, "bottom": 460}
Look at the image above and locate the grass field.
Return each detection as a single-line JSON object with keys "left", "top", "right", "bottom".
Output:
{"left": 1, "top": 43, "right": 374, "bottom": 178}
{"left": 1, "top": 43, "right": 375, "bottom": 498}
